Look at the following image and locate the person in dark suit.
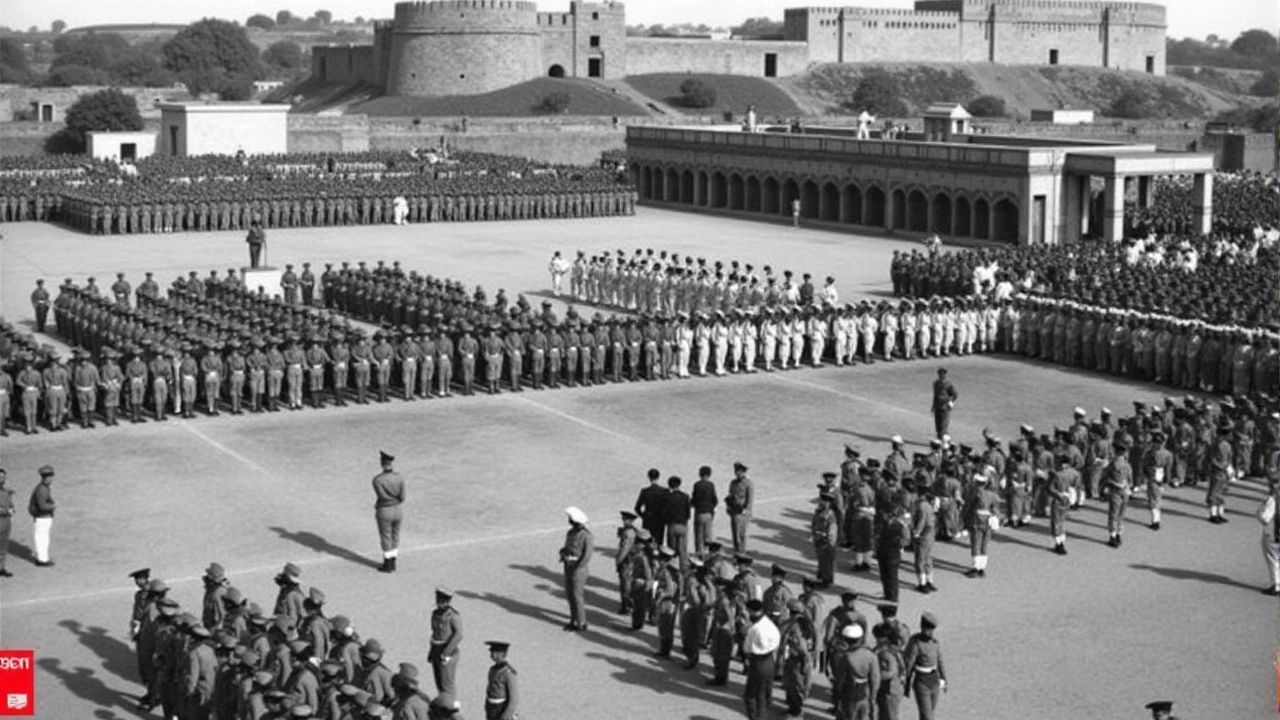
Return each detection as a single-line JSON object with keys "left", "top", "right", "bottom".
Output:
{"left": 691, "top": 465, "right": 718, "bottom": 555}
{"left": 664, "top": 476, "right": 692, "bottom": 572}
{"left": 634, "top": 468, "right": 668, "bottom": 546}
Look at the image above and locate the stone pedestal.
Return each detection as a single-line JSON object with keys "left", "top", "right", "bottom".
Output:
{"left": 242, "top": 266, "right": 283, "bottom": 300}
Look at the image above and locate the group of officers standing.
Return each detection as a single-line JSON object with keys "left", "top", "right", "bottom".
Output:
{"left": 608, "top": 461, "right": 948, "bottom": 720}
{"left": 126, "top": 560, "right": 518, "bottom": 720}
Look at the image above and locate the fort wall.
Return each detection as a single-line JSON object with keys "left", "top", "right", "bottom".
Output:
{"left": 624, "top": 39, "right": 809, "bottom": 77}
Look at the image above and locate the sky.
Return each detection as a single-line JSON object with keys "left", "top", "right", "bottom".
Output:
{"left": 1, "top": 0, "right": 1275, "bottom": 41}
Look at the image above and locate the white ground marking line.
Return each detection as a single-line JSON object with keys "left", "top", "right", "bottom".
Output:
{"left": 507, "top": 393, "right": 638, "bottom": 443}
{"left": 767, "top": 372, "right": 931, "bottom": 420}
{"left": 4, "top": 492, "right": 819, "bottom": 610}
{"left": 182, "top": 422, "right": 275, "bottom": 476}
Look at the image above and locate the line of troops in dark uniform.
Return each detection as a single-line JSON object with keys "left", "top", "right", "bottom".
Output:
{"left": 126, "top": 562, "right": 518, "bottom": 720}
{"left": 1133, "top": 171, "right": 1276, "bottom": 238}
{"left": 611, "top": 473, "right": 946, "bottom": 720}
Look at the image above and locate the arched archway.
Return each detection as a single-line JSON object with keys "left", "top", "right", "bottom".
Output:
{"left": 697, "top": 171, "right": 709, "bottom": 206}
{"left": 711, "top": 172, "right": 728, "bottom": 208}
{"left": 680, "top": 170, "right": 694, "bottom": 204}
{"left": 866, "top": 186, "right": 886, "bottom": 227}
{"left": 842, "top": 184, "right": 863, "bottom": 224}
{"left": 746, "top": 176, "right": 762, "bottom": 212}
{"left": 548, "top": 64, "right": 566, "bottom": 78}
{"left": 955, "top": 196, "right": 972, "bottom": 237}
{"left": 640, "top": 167, "right": 652, "bottom": 200}
{"left": 782, "top": 179, "right": 800, "bottom": 216}
{"left": 973, "top": 198, "right": 991, "bottom": 239}
{"left": 993, "top": 198, "right": 1019, "bottom": 243}
{"left": 665, "top": 168, "right": 679, "bottom": 202}
{"left": 763, "top": 177, "right": 781, "bottom": 214}
{"left": 931, "top": 192, "right": 952, "bottom": 234}
{"left": 729, "top": 174, "right": 745, "bottom": 210}
{"left": 820, "top": 182, "right": 839, "bottom": 222}
{"left": 891, "top": 189, "right": 907, "bottom": 230}
{"left": 907, "top": 189, "right": 928, "bottom": 232}
{"left": 800, "top": 180, "right": 820, "bottom": 218}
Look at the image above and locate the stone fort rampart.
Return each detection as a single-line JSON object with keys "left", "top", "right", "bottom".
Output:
{"left": 309, "top": 0, "right": 1167, "bottom": 98}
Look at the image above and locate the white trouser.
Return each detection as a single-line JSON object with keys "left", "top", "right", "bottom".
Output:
{"left": 1264, "top": 536, "right": 1280, "bottom": 587}
{"left": 33, "top": 517, "right": 52, "bottom": 562}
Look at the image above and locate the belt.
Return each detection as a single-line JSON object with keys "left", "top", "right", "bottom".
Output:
{"left": 76, "top": 385, "right": 94, "bottom": 391}
{"left": 287, "top": 364, "right": 302, "bottom": 369}
{"left": 486, "top": 698, "right": 507, "bottom": 704}
{"left": 914, "top": 665, "right": 936, "bottom": 673}
{"left": 49, "top": 385, "right": 64, "bottom": 390}
{"left": 311, "top": 365, "right": 325, "bottom": 370}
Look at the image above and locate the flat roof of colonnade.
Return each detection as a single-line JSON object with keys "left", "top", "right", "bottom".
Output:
{"left": 625, "top": 125, "right": 1215, "bottom": 177}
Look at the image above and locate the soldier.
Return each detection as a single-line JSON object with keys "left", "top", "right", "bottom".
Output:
{"left": 903, "top": 612, "right": 946, "bottom": 720}
{"left": 199, "top": 342, "right": 223, "bottom": 416}
{"left": 148, "top": 347, "right": 172, "bottom": 421}
{"left": 373, "top": 451, "right": 405, "bottom": 573}
{"left": 1048, "top": 454, "right": 1077, "bottom": 555}
{"left": 0, "top": 470, "right": 12, "bottom": 576}
{"left": 428, "top": 587, "right": 463, "bottom": 703}
{"left": 483, "top": 641, "right": 518, "bottom": 720}
{"left": 357, "top": 639, "right": 394, "bottom": 707}
{"left": 111, "top": 273, "right": 133, "bottom": 309}
{"left": 15, "top": 356, "right": 41, "bottom": 434}
{"left": 71, "top": 348, "right": 100, "bottom": 428}
{"left": 505, "top": 323, "right": 526, "bottom": 392}
{"left": 282, "top": 265, "right": 300, "bottom": 305}
{"left": 742, "top": 598, "right": 780, "bottom": 720}
{"left": 28, "top": 465, "right": 56, "bottom": 566}
{"left": 559, "top": 506, "right": 593, "bottom": 632}
{"left": 1207, "top": 419, "right": 1234, "bottom": 524}
{"left": 183, "top": 625, "right": 219, "bottom": 720}
{"left": 726, "top": 462, "right": 754, "bottom": 553}
{"left": 1103, "top": 435, "right": 1134, "bottom": 547}
{"left": 627, "top": 530, "right": 655, "bottom": 631}
{"left": 912, "top": 487, "right": 938, "bottom": 593}
{"left": 177, "top": 344, "right": 199, "bottom": 419}
{"left": 812, "top": 490, "right": 838, "bottom": 587}
{"left": 372, "top": 332, "right": 395, "bottom": 403}
{"left": 652, "top": 546, "right": 681, "bottom": 658}
{"left": 224, "top": 341, "right": 246, "bottom": 414}
{"left": 30, "top": 279, "right": 50, "bottom": 334}
{"left": 963, "top": 472, "right": 999, "bottom": 577}
{"left": 43, "top": 354, "right": 70, "bottom": 430}
{"left": 103, "top": 347, "right": 130, "bottom": 422}
{"left": 614, "top": 511, "right": 639, "bottom": 615}
{"left": 301, "top": 339, "right": 329, "bottom": 409}
{"left": 246, "top": 338, "right": 268, "bottom": 412}
{"left": 931, "top": 368, "right": 958, "bottom": 439}
{"left": 832, "top": 623, "right": 879, "bottom": 720}
{"left": 300, "top": 263, "right": 317, "bottom": 306}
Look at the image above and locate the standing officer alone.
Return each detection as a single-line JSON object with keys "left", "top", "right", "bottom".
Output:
{"left": 483, "top": 641, "right": 518, "bottom": 720}
{"left": 29, "top": 465, "right": 56, "bottom": 567}
{"left": 726, "top": 461, "right": 754, "bottom": 553}
{"left": 30, "top": 280, "right": 50, "bottom": 334}
{"left": 931, "top": 368, "right": 958, "bottom": 439}
{"left": 371, "top": 451, "right": 404, "bottom": 573}
{"left": 559, "top": 507, "right": 594, "bottom": 632}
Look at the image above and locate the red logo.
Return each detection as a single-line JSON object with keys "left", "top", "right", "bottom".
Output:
{"left": 0, "top": 650, "right": 33, "bottom": 716}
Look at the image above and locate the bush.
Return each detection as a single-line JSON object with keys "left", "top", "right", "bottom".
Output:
{"left": 46, "top": 64, "right": 110, "bottom": 87}
{"left": 848, "top": 69, "right": 907, "bottom": 117}
{"left": 967, "top": 94, "right": 1006, "bottom": 117}
{"left": 1249, "top": 69, "right": 1278, "bottom": 97}
{"left": 51, "top": 87, "right": 144, "bottom": 154}
{"left": 537, "top": 91, "right": 571, "bottom": 114}
{"left": 1108, "top": 86, "right": 1158, "bottom": 119}
{"left": 678, "top": 78, "right": 717, "bottom": 109}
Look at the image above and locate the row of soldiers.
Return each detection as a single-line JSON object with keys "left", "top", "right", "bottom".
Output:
{"left": 610, "top": 515, "right": 946, "bottom": 720}
{"left": 1007, "top": 295, "right": 1280, "bottom": 398}
{"left": 128, "top": 563, "right": 517, "bottom": 720}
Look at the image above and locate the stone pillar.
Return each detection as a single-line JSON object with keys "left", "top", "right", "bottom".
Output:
{"left": 694, "top": 173, "right": 705, "bottom": 207}
{"left": 1137, "top": 175, "right": 1152, "bottom": 209}
{"left": 1102, "top": 174, "right": 1125, "bottom": 242}
{"left": 1192, "top": 172, "right": 1213, "bottom": 235}
{"left": 884, "top": 189, "right": 896, "bottom": 233}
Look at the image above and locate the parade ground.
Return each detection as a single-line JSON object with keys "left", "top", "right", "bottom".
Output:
{"left": 0, "top": 210, "right": 1274, "bottom": 720}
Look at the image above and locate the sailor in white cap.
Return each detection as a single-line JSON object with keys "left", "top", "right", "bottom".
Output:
{"left": 559, "top": 507, "right": 594, "bottom": 631}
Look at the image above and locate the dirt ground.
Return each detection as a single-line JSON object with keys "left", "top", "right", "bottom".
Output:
{"left": 0, "top": 210, "right": 1274, "bottom": 720}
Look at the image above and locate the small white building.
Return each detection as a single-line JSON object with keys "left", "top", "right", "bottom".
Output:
{"left": 86, "top": 131, "right": 157, "bottom": 162}
{"left": 922, "top": 103, "right": 973, "bottom": 142}
{"left": 1030, "top": 108, "right": 1096, "bottom": 125}
{"left": 158, "top": 102, "right": 289, "bottom": 157}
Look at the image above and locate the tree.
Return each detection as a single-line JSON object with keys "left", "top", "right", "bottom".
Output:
{"left": 1230, "top": 29, "right": 1278, "bottom": 59}
{"left": 54, "top": 88, "right": 143, "bottom": 153}
{"left": 679, "top": 78, "right": 717, "bottom": 108}
{"left": 276, "top": 10, "right": 295, "bottom": 26}
{"left": 313, "top": 10, "right": 333, "bottom": 24}
{"left": 849, "top": 69, "right": 907, "bottom": 117}
{"left": 1249, "top": 69, "right": 1279, "bottom": 97}
{"left": 163, "top": 18, "right": 261, "bottom": 98}
{"left": 0, "top": 37, "right": 32, "bottom": 84}
{"left": 217, "top": 73, "right": 256, "bottom": 101}
{"left": 246, "top": 14, "right": 276, "bottom": 30}
{"left": 52, "top": 33, "right": 132, "bottom": 71}
{"left": 731, "top": 17, "right": 784, "bottom": 38}
{"left": 262, "top": 40, "right": 304, "bottom": 71}
{"left": 46, "top": 64, "right": 110, "bottom": 86}
{"left": 1108, "top": 85, "right": 1157, "bottom": 119}
{"left": 967, "top": 95, "right": 1006, "bottom": 117}
{"left": 51, "top": 20, "right": 66, "bottom": 34}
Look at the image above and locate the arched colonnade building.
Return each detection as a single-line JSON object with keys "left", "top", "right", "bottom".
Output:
{"left": 625, "top": 125, "right": 1215, "bottom": 245}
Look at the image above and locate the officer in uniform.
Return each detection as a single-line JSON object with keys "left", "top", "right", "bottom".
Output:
{"left": 559, "top": 506, "right": 594, "bottom": 632}
{"left": 428, "top": 587, "right": 463, "bottom": 702}
{"left": 616, "top": 511, "right": 639, "bottom": 614}
{"left": 931, "top": 368, "right": 957, "bottom": 439}
{"left": 30, "top": 279, "right": 51, "bottom": 333}
{"left": 372, "top": 451, "right": 405, "bottom": 573}
{"left": 483, "top": 641, "right": 518, "bottom": 720}
{"left": 903, "top": 612, "right": 946, "bottom": 720}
